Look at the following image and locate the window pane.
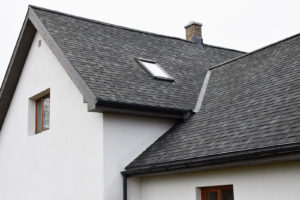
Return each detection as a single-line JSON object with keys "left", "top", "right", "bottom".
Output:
{"left": 142, "top": 62, "right": 169, "bottom": 78}
{"left": 205, "top": 192, "right": 218, "bottom": 200}
{"left": 221, "top": 189, "right": 234, "bottom": 200}
{"left": 43, "top": 97, "right": 50, "bottom": 130}
{"left": 139, "top": 60, "right": 173, "bottom": 80}
{"left": 36, "top": 100, "right": 42, "bottom": 133}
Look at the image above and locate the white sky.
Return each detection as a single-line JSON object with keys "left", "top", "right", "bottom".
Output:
{"left": 0, "top": 0, "right": 299, "bottom": 84}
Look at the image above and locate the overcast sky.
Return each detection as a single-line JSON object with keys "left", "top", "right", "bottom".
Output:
{"left": 0, "top": 0, "right": 299, "bottom": 84}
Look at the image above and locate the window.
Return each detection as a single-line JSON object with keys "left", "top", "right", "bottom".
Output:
{"left": 35, "top": 94, "right": 50, "bottom": 133}
{"left": 137, "top": 59, "right": 173, "bottom": 81}
{"left": 201, "top": 185, "right": 234, "bottom": 200}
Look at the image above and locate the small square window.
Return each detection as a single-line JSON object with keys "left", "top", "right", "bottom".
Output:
{"left": 35, "top": 94, "right": 50, "bottom": 133}
{"left": 200, "top": 185, "right": 234, "bottom": 200}
{"left": 137, "top": 59, "right": 174, "bottom": 81}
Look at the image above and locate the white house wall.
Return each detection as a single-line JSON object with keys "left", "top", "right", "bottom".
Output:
{"left": 133, "top": 161, "right": 300, "bottom": 200}
{"left": 0, "top": 32, "right": 103, "bottom": 200}
{"left": 103, "top": 113, "right": 175, "bottom": 200}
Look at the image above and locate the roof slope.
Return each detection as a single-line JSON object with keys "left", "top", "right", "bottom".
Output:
{"left": 126, "top": 34, "right": 300, "bottom": 174}
{"left": 31, "top": 6, "right": 244, "bottom": 111}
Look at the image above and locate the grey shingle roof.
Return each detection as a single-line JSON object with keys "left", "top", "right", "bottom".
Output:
{"left": 31, "top": 7, "right": 244, "bottom": 111}
{"left": 126, "top": 34, "right": 300, "bottom": 173}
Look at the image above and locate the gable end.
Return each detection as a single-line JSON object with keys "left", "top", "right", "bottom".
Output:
{"left": 0, "top": 7, "right": 99, "bottom": 130}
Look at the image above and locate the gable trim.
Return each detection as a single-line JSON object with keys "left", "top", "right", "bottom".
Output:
{"left": 193, "top": 70, "right": 211, "bottom": 113}
{"left": 0, "top": 13, "right": 36, "bottom": 131}
{"left": 28, "top": 7, "right": 98, "bottom": 110}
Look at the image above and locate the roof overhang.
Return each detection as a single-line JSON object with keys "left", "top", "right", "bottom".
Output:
{"left": 0, "top": 11, "right": 36, "bottom": 131}
{"left": 123, "top": 142, "right": 300, "bottom": 177}
{"left": 92, "top": 100, "right": 191, "bottom": 119}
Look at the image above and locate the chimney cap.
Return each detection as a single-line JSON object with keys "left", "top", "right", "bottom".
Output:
{"left": 184, "top": 21, "right": 202, "bottom": 29}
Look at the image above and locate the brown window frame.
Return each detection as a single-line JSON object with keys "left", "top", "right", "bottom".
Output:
{"left": 35, "top": 94, "right": 50, "bottom": 133}
{"left": 201, "top": 185, "right": 233, "bottom": 200}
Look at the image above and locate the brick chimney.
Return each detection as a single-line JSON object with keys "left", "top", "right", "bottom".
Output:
{"left": 185, "top": 22, "right": 203, "bottom": 45}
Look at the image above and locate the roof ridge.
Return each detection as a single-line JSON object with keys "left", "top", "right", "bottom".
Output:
{"left": 29, "top": 5, "right": 245, "bottom": 54}
{"left": 209, "top": 32, "right": 300, "bottom": 70}
{"left": 29, "top": 5, "right": 196, "bottom": 44}
{"left": 204, "top": 43, "right": 247, "bottom": 54}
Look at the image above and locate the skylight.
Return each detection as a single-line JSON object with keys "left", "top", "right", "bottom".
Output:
{"left": 137, "top": 59, "right": 173, "bottom": 81}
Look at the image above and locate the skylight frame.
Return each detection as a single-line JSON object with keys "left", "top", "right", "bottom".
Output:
{"left": 136, "top": 58, "right": 174, "bottom": 82}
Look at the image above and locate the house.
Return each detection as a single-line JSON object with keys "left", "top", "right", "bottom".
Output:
{"left": 0, "top": 5, "right": 300, "bottom": 200}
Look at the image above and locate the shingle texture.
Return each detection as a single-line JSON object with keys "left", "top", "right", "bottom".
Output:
{"left": 127, "top": 34, "right": 300, "bottom": 169}
{"left": 32, "top": 7, "right": 243, "bottom": 111}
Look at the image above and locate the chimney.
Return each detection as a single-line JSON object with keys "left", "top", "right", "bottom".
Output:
{"left": 185, "top": 22, "right": 203, "bottom": 45}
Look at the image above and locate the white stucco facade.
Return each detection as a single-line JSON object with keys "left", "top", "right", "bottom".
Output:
{"left": 103, "top": 114, "right": 175, "bottom": 200}
{"left": 129, "top": 161, "right": 300, "bottom": 200}
{"left": 0, "top": 32, "right": 103, "bottom": 200}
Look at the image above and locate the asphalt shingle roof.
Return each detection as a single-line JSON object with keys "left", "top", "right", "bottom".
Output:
{"left": 32, "top": 7, "right": 244, "bottom": 111}
{"left": 127, "top": 34, "right": 300, "bottom": 171}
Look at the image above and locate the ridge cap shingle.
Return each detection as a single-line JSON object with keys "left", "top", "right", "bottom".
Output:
{"left": 29, "top": 5, "right": 245, "bottom": 55}
{"left": 203, "top": 43, "right": 247, "bottom": 54}
{"left": 29, "top": 5, "right": 196, "bottom": 45}
{"left": 209, "top": 32, "right": 300, "bottom": 71}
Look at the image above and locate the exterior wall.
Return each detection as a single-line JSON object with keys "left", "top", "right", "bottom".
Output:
{"left": 103, "top": 114, "right": 175, "bottom": 200}
{"left": 132, "top": 161, "right": 300, "bottom": 200}
{"left": 0, "top": 33, "right": 103, "bottom": 200}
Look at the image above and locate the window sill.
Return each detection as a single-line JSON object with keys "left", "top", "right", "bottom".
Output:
{"left": 35, "top": 128, "right": 50, "bottom": 134}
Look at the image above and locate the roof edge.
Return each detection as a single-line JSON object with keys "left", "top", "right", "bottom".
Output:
{"left": 28, "top": 7, "right": 98, "bottom": 109}
{"left": 94, "top": 99, "right": 192, "bottom": 119}
{"left": 29, "top": 5, "right": 195, "bottom": 45}
{"left": 209, "top": 32, "right": 300, "bottom": 70}
{"left": 0, "top": 10, "right": 31, "bottom": 96}
{"left": 124, "top": 142, "right": 300, "bottom": 176}
{"left": 203, "top": 43, "right": 247, "bottom": 54}
{"left": 0, "top": 9, "right": 36, "bottom": 131}
{"left": 28, "top": 5, "right": 245, "bottom": 55}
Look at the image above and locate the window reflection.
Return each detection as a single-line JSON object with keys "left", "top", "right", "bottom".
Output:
{"left": 43, "top": 97, "right": 50, "bottom": 130}
{"left": 35, "top": 94, "right": 50, "bottom": 133}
